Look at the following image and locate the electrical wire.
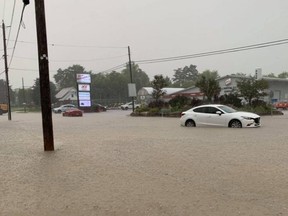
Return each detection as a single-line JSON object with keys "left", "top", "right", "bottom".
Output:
{"left": 14, "top": 55, "right": 127, "bottom": 62}
{"left": 13, "top": 54, "right": 128, "bottom": 62}
{"left": 95, "top": 63, "right": 127, "bottom": 74}
{"left": 6, "top": 63, "right": 127, "bottom": 75}
{"left": 7, "top": 62, "right": 126, "bottom": 73}
{"left": 4, "top": 38, "right": 288, "bottom": 76}
{"left": 51, "top": 55, "right": 128, "bottom": 62}
{"left": 49, "top": 43, "right": 127, "bottom": 49}
{"left": 135, "top": 39, "right": 288, "bottom": 65}
{"left": 6, "top": 0, "right": 17, "bottom": 47}
{"left": 8, "top": 40, "right": 127, "bottom": 49}
{"left": 8, "top": 4, "right": 27, "bottom": 68}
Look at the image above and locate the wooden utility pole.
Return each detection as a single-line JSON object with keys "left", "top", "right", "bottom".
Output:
{"left": 22, "top": 77, "right": 26, "bottom": 113}
{"left": 2, "top": 21, "right": 12, "bottom": 121}
{"left": 128, "top": 46, "right": 134, "bottom": 112}
{"left": 34, "top": 0, "right": 54, "bottom": 151}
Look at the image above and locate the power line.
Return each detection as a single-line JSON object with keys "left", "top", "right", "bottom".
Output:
{"left": 8, "top": 40, "right": 127, "bottom": 49}
{"left": 4, "top": 38, "right": 288, "bottom": 76}
{"left": 13, "top": 54, "right": 128, "bottom": 62}
{"left": 49, "top": 43, "right": 127, "bottom": 49}
{"left": 6, "top": 0, "right": 17, "bottom": 48}
{"left": 7, "top": 63, "right": 127, "bottom": 75}
{"left": 96, "top": 63, "right": 127, "bottom": 74}
{"left": 8, "top": 4, "right": 27, "bottom": 67}
{"left": 135, "top": 38, "right": 288, "bottom": 65}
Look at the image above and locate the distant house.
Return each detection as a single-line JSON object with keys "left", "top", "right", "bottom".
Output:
{"left": 217, "top": 74, "right": 288, "bottom": 103}
{"left": 55, "top": 87, "right": 77, "bottom": 105}
{"left": 163, "top": 86, "right": 204, "bottom": 101}
{"left": 137, "top": 87, "right": 184, "bottom": 104}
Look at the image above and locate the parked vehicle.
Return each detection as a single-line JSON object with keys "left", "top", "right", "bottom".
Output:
{"left": 62, "top": 108, "right": 83, "bottom": 117}
{"left": 120, "top": 101, "right": 140, "bottom": 110}
{"left": 92, "top": 103, "right": 107, "bottom": 112}
{"left": 274, "top": 101, "right": 288, "bottom": 110}
{"left": 180, "top": 104, "right": 260, "bottom": 128}
{"left": 0, "top": 103, "right": 8, "bottom": 115}
{"left": 53, "top": 104, "right": 75, "bottom": 113}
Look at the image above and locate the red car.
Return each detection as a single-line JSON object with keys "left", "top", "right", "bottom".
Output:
{"left": 62, "top": 108, "right": 83, "bottom": 117}
{"left": 274, "top": 101, "right": 288, "bottom": 110}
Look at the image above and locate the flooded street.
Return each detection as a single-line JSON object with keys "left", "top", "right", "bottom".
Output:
{"left": 1, "top": 110, "right": 288, "bottom": 216}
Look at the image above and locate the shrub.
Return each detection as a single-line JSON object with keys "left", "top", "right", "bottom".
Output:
{"left": 219, "top": 93, "right": 242, "bottom": 108}
{"left": 169, "top": 95, "right": 189, "bottom": 109}
{"left": 190, "top": 98, "right": 202, "bottom": 107}
{"left": 148, "top": 100, "right": 169, "bottom": 108}
{"left": 251, "top": 99, "right": 267, "bottom": 108}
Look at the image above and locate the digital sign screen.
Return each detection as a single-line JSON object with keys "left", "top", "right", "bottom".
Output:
{"left": 79, "top": 100, "right": 91, "bottom": 107}
{"left": 78, "top": 92, "right": 90, "bottom": 100}
{"left": 76, "top": 74, "right": 91, "bottom": 83}
{"left": 78, "top": 84, "right": 90, "bottom": 91}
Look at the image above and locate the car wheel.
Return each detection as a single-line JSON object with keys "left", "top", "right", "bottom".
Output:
{"left": 0, "top": 109, "right": 3, "bottom": 115}
{"left": 185, "top": 120, "right": 196, "bottom": 127}
{"left": 229, "top": 120, "right": 242, "bottom": 128}
{"left": 125, "top": 107, "right": 128, "bottom": 110}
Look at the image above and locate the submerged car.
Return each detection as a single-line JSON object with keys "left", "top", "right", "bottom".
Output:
{"left": 62, "top": 108, "right": 83, "bottom": 117}
{"left": 53, "top": 104, "right": 75, "bottom": 113}
{"left": 180, "top": 104, "right": 260, "bottom": 128}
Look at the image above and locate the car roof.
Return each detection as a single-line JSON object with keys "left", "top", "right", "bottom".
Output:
{"left": 193, "top": 104, "right": 223, "bottom": 108}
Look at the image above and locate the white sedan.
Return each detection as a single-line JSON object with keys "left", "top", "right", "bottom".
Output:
{"left": 120, "top": 102, "right": 140, "bottom": 110}
{"left": 180, "top": 104, "right": 260, "bottom": 128}
{"left": 53, "top": 104, "right": 75, "bottom": 113}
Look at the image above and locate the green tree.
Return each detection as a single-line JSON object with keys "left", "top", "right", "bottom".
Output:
{"left": 121, "top": 62, "right": 150, "bottom": 91}
{"left": 236, "top": 76, "right": 269, "bottom": 105}
{"left": 195, "top": 70, "right": 220, "bottom": 102}
{"left": 90, "top": 63, "right": 150, "bottom": 104}
{"left": 278, "top": 72, "right": 288, "bottom": 78}
{"left": 54, "top": 64, "right": 91, "bottom": 90}
{"left": 31, "top": 78, "right": 57, "bottom": 106}
{"left": 169, "top": 95, "right": 189, "bottom": 109}
{"left": 0, "top": 79, "right": 8, "bottom": 103}
{"left": 151, "top": 75, "right": 169, "bottom": 102}
{"left": 17, "top": 88, "right": 33, "bottom": 106}
{"left": 0, "top": 79, "right": 15, "bottom": 105}
{"left": 164, "top": 76, "right": 172, "bottom": 86}
{"left": 172, "top": 64, "right": 199, "bottom": 87}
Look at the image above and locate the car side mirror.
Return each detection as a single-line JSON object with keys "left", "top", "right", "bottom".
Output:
{"left": 216, "top": 111, "right": 222, "bottom": 116}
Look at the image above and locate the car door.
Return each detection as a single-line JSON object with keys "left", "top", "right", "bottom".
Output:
{"left": 194, "top": 106, "right": 227, "bottom": 126}
{"left": 195, "top": 106, "right": 218, "bottom": 126}
{"left": 192, "top": 107, "right": 208, "bottom": 125}
{"left": 206, "top": 107, "right": 227, "bottom": 126}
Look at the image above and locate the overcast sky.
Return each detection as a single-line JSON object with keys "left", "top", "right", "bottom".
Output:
{"left": 1, "top": 0, "right": 288, "bottom": 89}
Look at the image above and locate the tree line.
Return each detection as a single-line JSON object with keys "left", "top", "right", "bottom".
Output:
{"left": 1, "top": 63, "right": 287, "bottom": 107}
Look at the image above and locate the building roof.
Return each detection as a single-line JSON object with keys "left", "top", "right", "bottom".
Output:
{"left": 138, "top": 87, "right": 185, "bottom": 95}
{"left": 216, "top": 74, "right": 288, "bottom": 83}
{"left": 55, "top": 87, "right": 77, "bottom": 99}
{"left": 262, "top": 77, "right": 288, "bottom": 82}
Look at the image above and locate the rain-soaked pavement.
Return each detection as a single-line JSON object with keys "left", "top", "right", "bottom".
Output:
{"left": 1, "top": 110, "right": 288, "bottom": 216}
